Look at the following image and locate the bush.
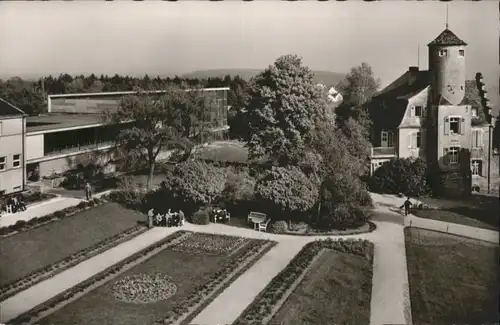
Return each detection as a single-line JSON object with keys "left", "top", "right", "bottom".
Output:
{"left": 269, "top": 220, "right": 288, "bottom": 234}
{"left": 319, "top": 203, "right": 369, "bottom": 230}
{"left": 370, "top": 157, "right": 429, "bottom": 197}
{"left": 223, "top": 167, "right": 256, "bottom": 203}
{"left": 109, "top": 190, "right": 146, "bottom": 209}
{"left": 190, "top": 208, "right": 210, "bottom": 225}
{"left": 54, "top": 210, "right": 66, "bottom": 218}
{"left": 13, "top": 220, "right": 27, "bottom": 231}
{"left": 77, "top": 201, "right": 88, "bottom": 209}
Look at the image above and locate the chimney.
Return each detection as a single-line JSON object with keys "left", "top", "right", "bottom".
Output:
{"left": 408, "top": 67, "right": 419, "bottom": 86}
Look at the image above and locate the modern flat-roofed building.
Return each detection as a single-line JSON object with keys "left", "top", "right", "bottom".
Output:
{"left": 25, "top": 87, "right": 230, "bottom": 179}
{"left": 0, "top": 98, "right": 27, "bottom": 195}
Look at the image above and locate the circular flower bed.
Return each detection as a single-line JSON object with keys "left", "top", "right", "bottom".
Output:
{"left": 111, "top": 273, "right": 177, "bottom": 304}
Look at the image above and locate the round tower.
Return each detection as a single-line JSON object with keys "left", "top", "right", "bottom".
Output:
{"left": 428, "top": 28, "right": 468, "bottom": 105}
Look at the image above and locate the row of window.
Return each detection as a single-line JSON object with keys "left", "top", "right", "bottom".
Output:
{"left": 438, "top": 49, "right": 465, "bottom": 57}
{"left": 0, "top": 154, "right": 22, "bottom": 171}
{"left": 381, "top": 129, "right": 484, "bottom": 149}
{"left": 444, "top": 148, "right": 483, "bottom": 176}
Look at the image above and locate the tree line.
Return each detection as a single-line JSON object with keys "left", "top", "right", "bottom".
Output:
{"left": 0, "top": 73, "right": 249, "bottom": 116}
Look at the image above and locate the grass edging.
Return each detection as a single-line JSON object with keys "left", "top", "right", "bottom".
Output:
{"left": 282, "top": 221, "right": 377, "bottom": 236}
{"left": 8, "top": 231, "right": 191, "bottom": 325}
{"left": 0, "top": 224, "right": 149, "bottom": 302}
{"left": 170, "top": 240, "right": 278, "bottom": 325}
{"left": 233, "top": 238, "right": 374, "bottom": 325}
{"left": 0, "top": 198, "right": 106, "bottom": 238}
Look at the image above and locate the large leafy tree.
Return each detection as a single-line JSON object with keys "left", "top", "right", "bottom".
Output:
{"left": 245, "top": 54, "right": 326, "bottom": 165}
{"left": 254, "top": 166, "right": 319, "bottom": 215}
{"left": 104, "top": 85, "right": 215, "bottom": 189}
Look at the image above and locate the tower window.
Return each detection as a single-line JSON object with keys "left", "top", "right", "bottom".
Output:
{"left": 459, "top": 49, "right": 465, "bottom": 57}
{"left": 414, "top": 106, "right": 425, "bottom": 117}
{"left": 439, "top": 49, "right": 447, "bottom": 57}
{"left": 471, "top": 107, "right": 478, "bottom": 117}
{"left": 449, "top": 117, "right": 460, "bottom": 134}
{"left": 446, "top": 146, "right": 460, "bottom": 164}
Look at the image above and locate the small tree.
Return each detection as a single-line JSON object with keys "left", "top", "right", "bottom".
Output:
{"left": 254, "top": 166, "right": 319, "bottom": 218}
{"left": 370, "top": 157, "right": 429, "bottom": 197}
{"left": 104, "top": 85, "right": 215, "bottom": 189}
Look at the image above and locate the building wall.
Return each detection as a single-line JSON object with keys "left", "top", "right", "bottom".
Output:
{"left": 436, "top": 104, "right": 472, "bottom": 170}
{"left": 25, "top": 134, "right": 45, "bottom": 161}
{"left": 398, "top": 127, "right": 425, "bottom": 159}
{"left": 471, "top": 126, "right": 500, "bottom": 194}
{"left": 0, "top": 117, "right": 25, "bottom": 194}
{"left": 428, "top": 45, "right": 467, "bottom": 105}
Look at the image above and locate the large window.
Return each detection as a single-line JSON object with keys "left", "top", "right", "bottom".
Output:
{"left": 445, "top": 146, "right": 460, "bottom": 164}
{"left": 459, "top": 49, "right": 465, "bottom": 57}
{"left": 410, "top": 131, "right": 422, "bottom": 149}
{"left": 439, "top": 49, "right": 448, "bottom": 57}
{"left": 471, "top": 159, "right": 483, "bottom": 176}
{"left": 413, "top": 106, "right": 426, "bottom": 117}
{"left": 0, "top": 157, "right": 5, "bottom": 170}
{"left": 449, "top": 117, "right": 460, "bottom": 134}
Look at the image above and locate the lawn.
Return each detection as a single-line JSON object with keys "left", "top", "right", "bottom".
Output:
{"left": 405, "top": 227, "right": 500, "bottom": 325}
{"left": 269, "top": 250, "right": 373, "bottom": 325}
{"left": 193, "top": 141, "right": 249, "bottom": 163}
{"left": 35, "top": 233, "right": 272, "bottom": 325}
{"left": 0, "top": 202, "right": 144, "bottom": 287}
{"left": 414, "top": 195, "right": 499, "bottom": 231}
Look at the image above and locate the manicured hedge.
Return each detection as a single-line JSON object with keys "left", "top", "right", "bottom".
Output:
{"left": 0, "top": 224, "right": 148, "bottom": 302}
{"left": 233, "top": 238, "right": 374, "bottom": 325}
{"left": 0, "top": 198, "right": 104, "bottom": 238}
{"left": 9, "top": 231, "right": 190, "bottom": 325}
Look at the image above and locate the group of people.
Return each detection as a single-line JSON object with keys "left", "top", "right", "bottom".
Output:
{"left": 147, "top": 208, "right": 185, "bottom": 228}
{"left": 210, "top": 208, "right": 230, "bottom": 223}
{"left": 1, "top": 195, "right": 27, "bottom": 215}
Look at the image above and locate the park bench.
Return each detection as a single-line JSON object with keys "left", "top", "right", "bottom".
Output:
{"left": 248, "top": 211, "right": 270, "bottom": 231}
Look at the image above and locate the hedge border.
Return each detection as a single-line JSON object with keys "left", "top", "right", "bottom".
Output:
{"left": 0, "top": 223, "right": 148, "bottom": 302}
{"left": 161, "top": 239, "right": 277, "bottom": 325}
{"left": 233, "top": 238, "right": 374, "bottom": 325}
{"left": 8, "top": 230, "right": 191, "bottom": 325}
{"left": 282, "top": 221, "right": 377, "bottom": 237}
{"left": 0, "top": 198, "right": 106, "bottom": 239}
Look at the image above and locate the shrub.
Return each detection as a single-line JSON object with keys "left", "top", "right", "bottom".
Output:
{"left": 87, "top": 200, "right": 96, "bottom": 207}
{"left": 255, "top": 166, "right": 319, "bottom": 215}
{"left": 269, "top": 220, "right": 288, "bottom": 234}
{"left": 54, "top": 210, "right": 66, "bottom": 218}
{"left": 370, "top": 157, "right": 429, "bottom": 197}
{"left": 13, "top": 220, "right": 27, "bottom": 231}
{"left": 190, "top": 208, "right": 210, "bottom": 225}
{"left": 223, "top": 167, "right": 256, "bottom": 203}
{"left": 77, "top": 201, "right": 88, "bottom": 209}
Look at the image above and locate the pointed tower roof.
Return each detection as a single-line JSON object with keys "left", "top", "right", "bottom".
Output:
{"left": 427, "top": 28, "right": 467, "bottom": 47}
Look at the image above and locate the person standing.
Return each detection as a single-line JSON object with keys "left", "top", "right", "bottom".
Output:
{"left": 85, "top": 181, "right": 92, "bottom": 200}
{"left": 147, "top": 208, "right": 155, "bottom": 228}
{"left": 400, "top": 197, "right": 413, "bottom": 216}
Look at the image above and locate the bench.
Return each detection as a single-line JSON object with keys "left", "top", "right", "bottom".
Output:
{"left": 247, "top": 211, "right": 267, "bottom": 224}
{"left": 258, "top": 218, "right": 271, "bottom": 232}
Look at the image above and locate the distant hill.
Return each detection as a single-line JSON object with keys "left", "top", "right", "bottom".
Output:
{"left": 182, "top": 69, "right": 346, "bottom": 87}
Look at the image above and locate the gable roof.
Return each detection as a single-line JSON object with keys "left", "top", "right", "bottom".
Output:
{"left": 427, "top": 28, "right": 467, "bottom": 47}
{"left": 0, "top": 98, "right": 26, "bottom": 117}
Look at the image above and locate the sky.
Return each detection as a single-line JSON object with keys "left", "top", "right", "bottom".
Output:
{"left": 0, "top": 1, "right": 498, "bottom": 108}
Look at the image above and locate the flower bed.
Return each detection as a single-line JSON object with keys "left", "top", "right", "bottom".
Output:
{"left": 0, "top": 224, "right": 148, "bottom": 302}
{"left": 0, "top": 198, "right": 104, "bottom": 238}
{"left": 9, "top": 232, "right": 276, "bottom": 325}
{"left": 233, "top": 238, "right": 374, "bottom": 325}
{"left": 283, "top": 221, "right": 376, "bottom": 236}
{"left": 158, "top": 239, "right": 276, "bottom": 325}
{"left": 112, "top": 273, "right": 177, "bottom": 304}
{"left": 171, "top": 233, "right": 248, "bottom": 255}
{"left": 8, "top": 231, "right": 191, "bottom": 325}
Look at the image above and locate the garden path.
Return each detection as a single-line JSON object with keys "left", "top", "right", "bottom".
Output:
{"left": 0, "top": 196, "right": 82, "bottom": 228}
{"left": 371, "top": 192, "right": 499, "bottom": 244}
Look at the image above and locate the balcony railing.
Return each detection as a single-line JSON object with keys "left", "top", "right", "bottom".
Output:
{"left": 371, "top": 147, "right": 396, "bottom": 157}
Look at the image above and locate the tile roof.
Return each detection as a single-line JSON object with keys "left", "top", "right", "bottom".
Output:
{"left": 427, "top": 28, "right": 467, "bottom": 47}
{"left": 0, "top": 98, "right": 26, "bottom": 117}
